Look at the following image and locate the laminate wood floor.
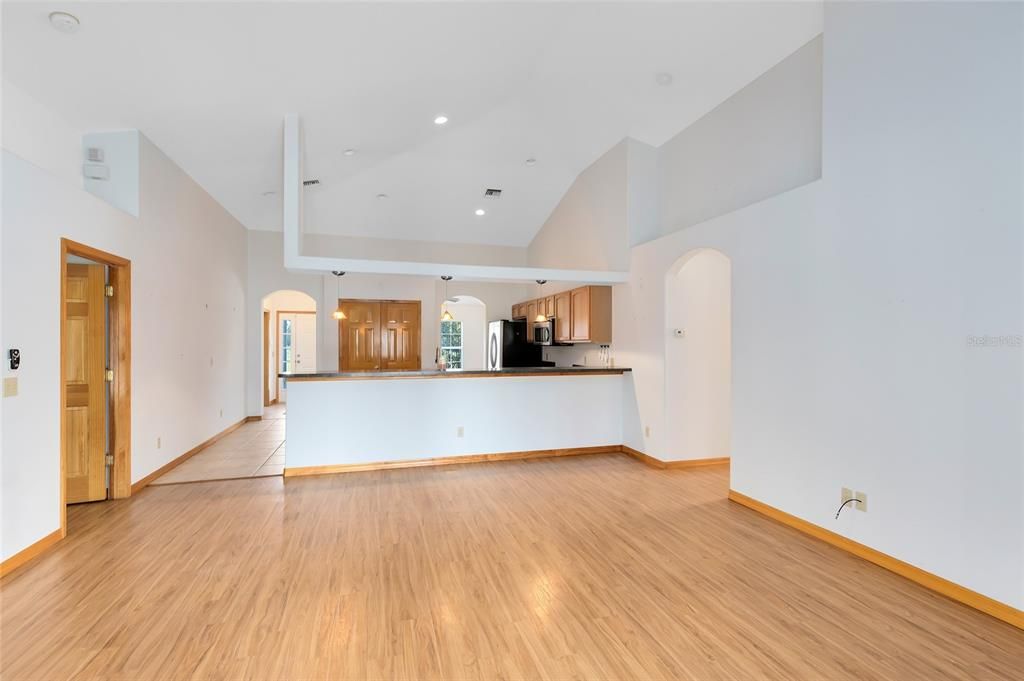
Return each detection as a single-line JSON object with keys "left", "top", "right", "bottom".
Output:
{"left": 1, "top": 455, "right": 1021, "bottom": 680}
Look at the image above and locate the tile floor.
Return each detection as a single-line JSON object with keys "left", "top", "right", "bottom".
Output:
{"left": 151, "top": 403, "right": 286, "bottom": 485}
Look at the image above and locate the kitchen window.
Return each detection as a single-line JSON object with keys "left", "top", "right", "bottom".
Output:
{"left": 440, "top": 320, "right": 462, "bottom": 370}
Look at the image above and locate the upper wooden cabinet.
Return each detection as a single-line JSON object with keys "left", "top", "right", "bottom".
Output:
{"left": 554, "top": 291, "right": 572, "bottom": 342}
{"left": 527, "top": 299, "right": 540, "bottom": 323}
{"left": 512, "top": 286, "right": 612, "bottom": 344}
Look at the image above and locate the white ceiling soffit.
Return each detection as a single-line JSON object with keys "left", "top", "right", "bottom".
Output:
{"left": 3, "top": 1, "right": 823, "bottom": 249}
{"left": 282, "top": 115, "right": 628, "bottom": 283}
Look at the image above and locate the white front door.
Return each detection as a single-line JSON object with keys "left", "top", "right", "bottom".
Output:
{"left": 293, "top": 313, "right": 316, "bottom": 373}
{"left": 279, "top": 312, "right": 317, "bottom": 402}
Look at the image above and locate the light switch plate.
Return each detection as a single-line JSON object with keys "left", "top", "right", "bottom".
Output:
{"left": 3, "top": 377, "right": 17, "bottom": 397}
{"left": 841, "top": 487, "right": 854, "bottom": 504}
{"left": 854, "top": 491, "right": 867, "bottom": 512}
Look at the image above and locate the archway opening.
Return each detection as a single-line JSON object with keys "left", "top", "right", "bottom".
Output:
{"left": 262, "top": 289, "right": 317, "bottom": 405}
{"left": 440, "top": 295, "right": 487, "bottom": 371}
{"left": 664, "top": 249, "right": 732, "bottom": 463}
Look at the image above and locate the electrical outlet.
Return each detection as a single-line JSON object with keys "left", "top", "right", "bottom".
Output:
{"left": 854, "top": 491, "right": 868, "bottom": 512}
{"left": 2, "top": 377, "right": 17, "bottom": 397}
{"left": 157, "top": 437, "right": 161, "bottom": 449}
{"left": 456, "top": 426, "right": 464, "bottom": 438}
{"left": 841, "top": 487, "right": 854, "bottom": 504}
{"left": 219, "top": 408, "right": 224, "bottom": 418}
{"left": 645, "top": 426, "right": 651, "bottom": 437}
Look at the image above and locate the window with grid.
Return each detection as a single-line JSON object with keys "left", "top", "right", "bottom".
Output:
{"left": 280, "top": 318, "right": 293, "bottom": 373}
{"left": 440, "top": 320, "right": 463, "bottom": 370}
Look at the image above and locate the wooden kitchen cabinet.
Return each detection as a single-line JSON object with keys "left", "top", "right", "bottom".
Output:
{"left": 554, "top": 291, "right": 572, "bottom": 342}
{"left": 512, "top": 286, "right": 612, "bottom": 344}
{"left": 570, "top": 286, "right": 612, "bottom": 343}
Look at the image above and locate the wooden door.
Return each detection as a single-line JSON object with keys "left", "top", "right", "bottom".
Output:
{"left": 570, "top": 287, "right": 590, "bottom": 341}
{"left": 340, "top": 301, "right": 381, "bottom": 371}
{"left": 64, "top": 263, "right": 107, "bottom": 504}
{"left": 381, "top": 302, "right": 421, "bottom": 370}
{"left": 554, "top": 291, "right": 572, "bottom": 342}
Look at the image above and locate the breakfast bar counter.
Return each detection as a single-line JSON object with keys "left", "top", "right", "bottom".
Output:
{"left": 281, "top": 366, "right": 631, "bottom": 381}
{"left": 279, "top": 367, "right": 631, "bottom": 476}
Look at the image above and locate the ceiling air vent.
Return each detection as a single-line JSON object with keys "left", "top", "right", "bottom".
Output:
{"left": 303, "top": 179, "right": 320, "bottom": 186}
{"left": 483, "top": 188, "right": 502, "bottom": 198}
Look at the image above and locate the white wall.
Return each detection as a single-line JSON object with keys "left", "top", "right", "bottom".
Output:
{"left": 82, "top": 130, "right": 140, "bottom": 217}
{"left": 610, "top": 2, "right": 1022, "bottom": 608}
{"left": 2, "top": 126, "right": 247, "bottom": 560}
{"left": 287, "top": 374, "right": 624, "bottom": 468}
{"left": 664, "top": 249, "right": 731, "bottom": 461}
{"left": 657, "top": 35, "right": 822, "bottom": 238}
{"left": 303, "top": 232, "right": 528, "bottom": 267}
{"left": 527, "top": 140, "right": 629, "bottom": 271}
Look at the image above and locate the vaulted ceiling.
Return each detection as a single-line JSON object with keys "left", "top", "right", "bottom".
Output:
{"left": 3, "top": 1, "right": 822, "bottom": 247}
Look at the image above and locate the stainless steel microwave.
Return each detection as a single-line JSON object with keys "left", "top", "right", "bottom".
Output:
{"left": 533, "top": 318, "right": 556, "bottom": 345}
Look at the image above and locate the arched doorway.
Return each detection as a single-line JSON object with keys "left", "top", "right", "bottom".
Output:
{"left": 262, "top": 289, "right": 317, "bottom": 405}
{"left": 440, "top": 295, "right": 487, "bottom": 370}
{"left": 664, "top": 249, "right": 732, "bottom": 462}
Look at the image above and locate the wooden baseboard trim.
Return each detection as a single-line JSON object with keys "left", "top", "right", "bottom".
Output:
{"left": 727, "top": 489, "right": 1023, "bottom": 631}
{"left": 130, "top": 417, "right": 250, "bottom": 493}
{"left": 1, "top": 529, "right": 63, "bottom": 580}
{"left": 620, "top": 446, "right": 729, "bottom": 469}
{"left": 245, "top": 415, "right": 262, "bottom": 422}
{"left": 284, "top": 445, "right": 620, "bottom": 478}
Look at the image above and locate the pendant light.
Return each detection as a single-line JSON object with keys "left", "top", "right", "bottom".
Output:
{"left": 331, "top": 271, "right": 346, "bottom": 320}
{"left": 440, "top": 276, "right": 454, "bottom": 321}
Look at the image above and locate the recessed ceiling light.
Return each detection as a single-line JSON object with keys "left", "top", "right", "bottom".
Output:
{"left": 376, "top": 193, "right": 389, "bottom": 200}
{"left": 434, "top": 115, "right": 449, "bottom": 126}
{"left": 525, "top": 158, "right": 537, "bottom": 167}
{"left": 475, "top": 209, "right": 486, "bottom": 216}
{"left": 343, "top": 148, "right": 356, "bottom": 156}
{"left": 49, "top": 11, "right": 80, "bottom": 33}
{"left": 655, "top": 72, "right": 674, "bottom": 87}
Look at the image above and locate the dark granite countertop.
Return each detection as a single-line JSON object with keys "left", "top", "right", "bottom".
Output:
{"left": 279, "top": 366, "right": 631, "bottom": 381}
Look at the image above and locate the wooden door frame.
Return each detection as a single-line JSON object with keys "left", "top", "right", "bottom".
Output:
{"left": 59, "top": 238, "right": 131, "bottom": 537}
{"left": 276, "top": 309, "right": 316, "bottom": 375}
{"left": 336, "top": 298, "right": 421, "bottom": 371}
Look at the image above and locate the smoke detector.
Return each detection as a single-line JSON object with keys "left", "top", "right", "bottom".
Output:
{"left": 483, "top": 188, "right": 502, "bottom": 199}
{"left": 49, "top": 11, "right": 80, "bottom": 33}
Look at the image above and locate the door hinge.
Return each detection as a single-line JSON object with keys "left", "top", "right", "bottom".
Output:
{"left": 105, "top": 453, "right": 114, "bottom": 466}
{"left": 105, "top": 369, "right": 114, "bottom": 382}
{"left": 104, "top": 284, "right": 114, "bottom": 297}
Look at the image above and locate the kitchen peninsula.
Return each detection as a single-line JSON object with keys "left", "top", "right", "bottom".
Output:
{"left": 280, "top": 367, "right": 631, "bottom": 476}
